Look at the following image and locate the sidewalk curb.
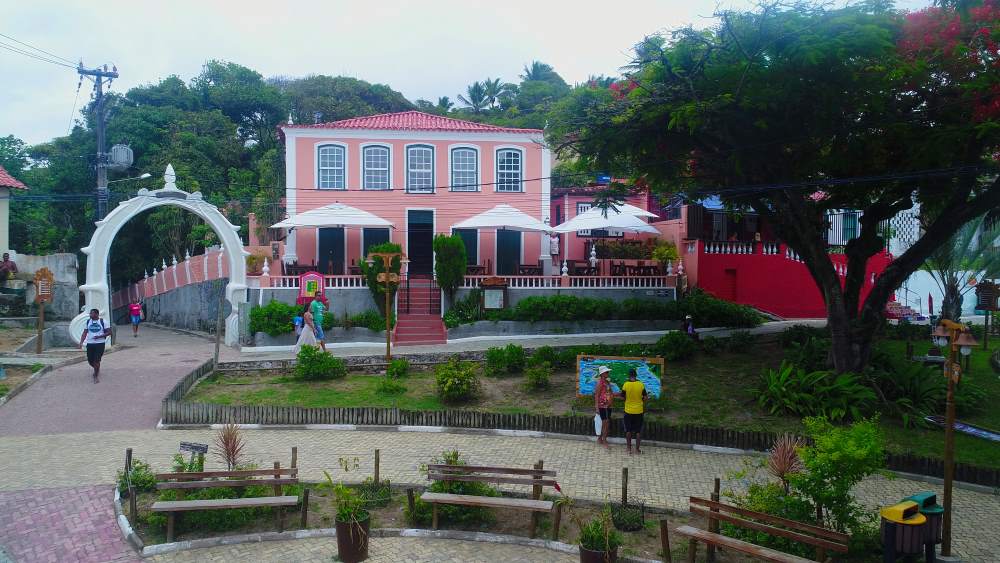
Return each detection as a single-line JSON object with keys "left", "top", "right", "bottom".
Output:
{"left": 0, "top": 354, "right": 90, "bottom": 408}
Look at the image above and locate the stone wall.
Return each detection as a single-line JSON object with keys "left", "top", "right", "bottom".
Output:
{"left": 129, "top": 278, "right": 230, "bottom": 334}
{"left": 2, "top": 253, "right": 79, "bottom": 320}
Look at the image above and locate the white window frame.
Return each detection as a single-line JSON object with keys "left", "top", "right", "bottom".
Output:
{"left": 576, "top": 202, "right": 592, "bottom": 236}
{"left": 448, "top": 145, "right": 480, "bottom": 191}
{"left": 316, "top": 142, "right": 347, "bottom": 190}
{"left": 495, "top": 147, "right": 524, "bottom": 193}
{"left": 405, "top": 144, "right": 435, "bottom": 194}
{"left": 361, "top": 143, "right": 392, "bottom": 191}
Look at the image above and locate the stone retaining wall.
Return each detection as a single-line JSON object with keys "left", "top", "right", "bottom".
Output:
{"left": 447, "top": 319, "right": 679, "bottom": 339}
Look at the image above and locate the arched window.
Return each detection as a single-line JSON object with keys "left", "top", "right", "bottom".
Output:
{"left": 317, "top": 145, "right": 346, "bottom": 189}
{"left": 363, "top": 145, "right": 390, "bottom": 190}
{"left": 406, "top": 145, "right": 434, "bottom": 193}
{"left": 496, "top": 148, "right": 522, "bottom": 192}
{"left": 450, "top": 147, "right": 478, "bottom": 191}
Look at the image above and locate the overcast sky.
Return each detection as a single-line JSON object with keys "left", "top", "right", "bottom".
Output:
{"left": 3, "top": 0, "right": 931, "bottom": 146}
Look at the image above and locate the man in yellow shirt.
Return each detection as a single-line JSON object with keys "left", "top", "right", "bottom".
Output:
{"left": 619, "top": 368, "right": 648, "bottom": 455}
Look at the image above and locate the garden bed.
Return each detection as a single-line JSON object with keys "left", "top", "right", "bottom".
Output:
{"left": 254, "top": 327, "right": 385, "bottom": 347}
{"left": 0, "top": 365, "right": 39, "bottom": 399}
{"left": 446, "top": 319, "right": 680, "bottom": 339}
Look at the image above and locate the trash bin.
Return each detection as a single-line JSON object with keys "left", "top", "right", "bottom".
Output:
{"left": 881, "top": 501, "right": 927, "bottom": 561}
{"left": 905, "top": 491, "right": 944, "bottom": 545}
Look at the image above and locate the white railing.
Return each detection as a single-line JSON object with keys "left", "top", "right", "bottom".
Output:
{"left": 460, "top": 275, "right": 676, "bottom": 289}
{"left": 256, "top": 275, "right": 368, "bottom": 289}
{"left": 704, "top": 241, "right": 755, "bottom": 255}
{"left": 785, "top": 248, "right": 803, "bottom": 262}
{"left": 762, "top": 242, "right": 780, "bottom": 255}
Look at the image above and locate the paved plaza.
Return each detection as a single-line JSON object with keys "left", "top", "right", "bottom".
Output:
{"left": 0, "top": 326, "right": 997, "bottom": 562}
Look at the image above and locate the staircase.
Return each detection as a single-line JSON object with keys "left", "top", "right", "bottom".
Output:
{"left": 394, "top": 275, "right": 446, "bottom": 346}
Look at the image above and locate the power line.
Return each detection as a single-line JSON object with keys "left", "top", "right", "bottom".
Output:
{"left": 0, "top": 40, "right": 76, "bottom": 69}
{"left": 0, "top": 32, "right": 75, "bottom": 64}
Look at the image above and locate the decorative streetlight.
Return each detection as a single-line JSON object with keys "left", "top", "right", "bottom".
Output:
{"left": 366, "top": 251, "right": 408, "bottom": 363}
{"left": 930, "top": 319, "right": 978, "bottom": 557}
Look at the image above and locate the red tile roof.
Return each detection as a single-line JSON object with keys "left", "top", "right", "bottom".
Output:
{"left": 280, "top": 111, "right": 542, "bottom": 134}
{"left": 0, "top": 166, "right": 27, "bottom": 190}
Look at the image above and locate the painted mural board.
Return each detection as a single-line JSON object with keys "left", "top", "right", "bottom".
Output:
{"left": 577, "top": 355, "right": 664, "bottom": 399}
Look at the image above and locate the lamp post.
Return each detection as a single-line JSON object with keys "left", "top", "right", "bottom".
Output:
{"left": 366, "top": 251, "right": 406, "bottom": 363}
{"left": 930, "top": 320, "right": 978, "bottom": 557}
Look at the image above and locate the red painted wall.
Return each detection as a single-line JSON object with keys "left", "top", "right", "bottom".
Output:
{"left": 694, "top": 242, "right": 893, "bottom": 318}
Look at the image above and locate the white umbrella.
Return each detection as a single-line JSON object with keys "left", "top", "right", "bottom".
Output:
{"left": 452, "top": 204, "right": 550, "bottom": 232}
{"left": 615, "top": 203, "right": 658, "bottom": 218}
{"left": 552, "top": 206, "right": 659, "bottom": 234}
{"left": 272, "top": 203, "right": 393, "bottom": 229}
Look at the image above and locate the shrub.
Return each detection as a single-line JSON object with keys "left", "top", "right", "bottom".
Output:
{"left": 444, "top": 289, "right": 482, "bottom": 327}
{"left": 148, "top": 482, "right": 303, "bottom": 534}
{"left": 321, "top": 312, "right": 335, "bottom": 330}
{"left": 883, "top": 320, "right": 928, "bottom": 341}
{"left": 758, "top": 362, "right": 876, "bottom": 422}
{"left": 484, "top": 346, "right": 508, "bottom": 377}
{"left": 723, "top": 481, "right": 818, "bottom": 558}
{"left": 785, "top": 337, "right": 831, "bottom": 373}
{"left": 171, "top": 452, "right": 205, "bottom": 473}
{"left": 433, "top": 234, "right": 466, "bottom": 301}
{"left": 358, "top": 476, "right": 392, "bottom": 508}
{"left": 656, "top": 331, "right": 696, "bottom": 361}
{"left": 249, "top": 300, "right": 299, "bottom": 336}
{"left": 117, "top": 458, "right": 156, "bottom": 495}
{"left": 780, "top": 324, "right": 829, "bottom": 348}
{"left": 677, "top": 289, "right": 765, "bottom": 328}
{"left": 386, "top": 358, "right": 410, "bottom": 379}
{"left": 213, "top": 423, "right": 246, "bottom": 471}
{"left": 726, "top": 330, "right": 755, "bottom": 352}
{"left": 294, "top": 345, "right": 347, "bottom": 380}
{"left": 528, "top": 345, "right": 559, "bottom": 367}
{"left": 375, "top": 376, "right": 407, "bottom": 395}
{"left": 406, "top": 450, "right": 499, "bottom": 526}
{"left": 577, "top": 509, "right": 624, "bottom": 552}
{"left": 865, "top": 357, "right": 945, "bottom": 428}
{"left": 700, "top": 335, "right": 724, "bottom": 355}
{"left": 435, "top": 358, "right": 480, "bottom": 403}
{"left": 359, "top": 242, "right": 403, "bottom": 315}
{"left": 651, "top": 240, "right": 679, "bottom": 263}
{"left": 524, "top": 362, "right": 552, "bottom": 390}
{"left": 610, "top": 503, "right": 644, "bottom": 532}
{"left": 348, "top": 310, "right": 391, "bottom": 332}
{"left": 504, "top": 343, "right": 526, "bottom": 373}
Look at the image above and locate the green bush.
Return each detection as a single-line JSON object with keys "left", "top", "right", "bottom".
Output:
{"left": 504, "top": 343, "right": 526, "bottom": 373}
{"left": 656, "top": 331, "right": 696, "bottom": 361}
{"left": 866, "top": 356, "right": 945, "bottom": 428}
{"left": 375, "top": 376, "right": 407, "bottom": 395}
{"left": 387, "top": 358, "right": 409, "bottom": 379}
{"left": 358, "top": 477, "right": 392, "bottom": 508}
{"left": 610, "top": 503, "right": 644, "bottom": 532}
{"left": 758, "top": 362, "right": 876, "bottom": 422}
{"left": 321, "top": 312, "right": 335, "bottom": 330}
{"left": 677, "top": 288, "right": 765, "bottom": 328}
{"left": 348, "top": 310, "right": 392, "bottom": 332}
{"left": 723, "top": 481, "right": 818, "bottom": 558}
{"left": 524, "top": 362, "right": 552, "bottom": 390}
{"left": 883, "top": 320, "right": 928, "bottom": 341}
{"left": 577, "top": 509, "right": 624, "bottom": 552}
{"left": 433, "top": 234, "right": 466, "bottom": 300}
{"left": 406, "top": 450, "right": 499, "bottom": 526}
{"left": 528, "top": 345, "right": 559, "bottom": 367}
{"left": 444, "top": 289, "right": 482, "bottom": 328}
{"left": 435, "top": 358, "right": 480, "bottom": 403}
{"left": 700, "top": 336, "right": 724, "bottom": 355}
{"left": 117, "top": 458, "right": 156, "bottom": 495}
{"left": 726, "top": 330, "right": 756, "bottom": 352}
{"left": 785, "top": 337, "right": 831, "bottom": 373}
{"left": 484, "top": 346, "right": 508, "bottom": 377}
{"left": 249, "top": 300, "right": 299, "bottom": 336}
{"left": 779, "top": 324, "right": 829, "bottom": 348}
{"left": 294, "top": 345, "right": 347, "bottom": 380}
{"left": 147, "top": 483, "right": 303, "bottom": 534}
{"left": 359, "top": 242, "right": 403, "bottom": 315}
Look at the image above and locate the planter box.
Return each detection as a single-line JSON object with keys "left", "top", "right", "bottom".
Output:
{"left": 447, "top": 319, "right": 680, "bottom": 339}
{"left": 254, "top": 327, "right": 385, "bottom": 346}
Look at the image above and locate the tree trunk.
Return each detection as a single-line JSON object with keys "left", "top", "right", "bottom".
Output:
{"left": 941, "top": 284, "right": 963, "bottom": 321}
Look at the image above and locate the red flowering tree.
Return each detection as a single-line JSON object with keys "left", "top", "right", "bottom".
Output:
{"left": 548, "top": 1, "right": 1000, "bottom": 373}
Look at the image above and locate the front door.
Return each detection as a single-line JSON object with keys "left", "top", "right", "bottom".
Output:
{"left": 496, "top": 229, "right": 521, "bottom": 275}
{"left": 318, "top": 227, "right": 345, "bottom": 275}
{"left": 407, "top": 210, "right": 434, "bottom": 275}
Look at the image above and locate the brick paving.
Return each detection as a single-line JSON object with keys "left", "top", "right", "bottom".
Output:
{"left": 148, "top": 536, "right": 576, "bottom": 562}
{"left": 0, "top": 485, "right": 137, "bottom": 563}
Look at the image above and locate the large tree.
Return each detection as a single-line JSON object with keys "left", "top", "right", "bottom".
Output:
{"left": 548, "top": 1, "right": 1000, "bottom": 373}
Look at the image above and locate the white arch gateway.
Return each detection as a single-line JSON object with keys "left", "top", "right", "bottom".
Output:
{"left": 70, "top": 165, "right": 248, "bottom": 346}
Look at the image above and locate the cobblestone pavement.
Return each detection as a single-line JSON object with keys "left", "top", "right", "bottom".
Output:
{"left": 0, "top": 327, "right": 237, "bottom": 436}
{"left": 0, "top": 485, "right": 137, "bottom": 563}
{"left": 0, "top": 428, "right": 997, "bottom": 561}
{"left": 148, "top": 536, "right": 576, "bottom": 562}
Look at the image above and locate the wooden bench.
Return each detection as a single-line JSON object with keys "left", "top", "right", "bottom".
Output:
{"left": 420, "top": 462, "right": 561, "bottom": 540}
{"left": 675, "top": 497, "right": 849, "bottom": 563}
{"left": 152, "top": 464, "right": 304, "bottom": 542}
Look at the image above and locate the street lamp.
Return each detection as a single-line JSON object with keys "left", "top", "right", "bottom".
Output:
{"left": 931, "top": 320, "right": 978, "bottom": 557}
{"left": 366, "top": 251, "right": 408, "bottom": 363}
{"left": 107, "top": 172, "right": 152, "bottom": 184}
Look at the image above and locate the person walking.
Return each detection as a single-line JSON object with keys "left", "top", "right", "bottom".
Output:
{"left": 295, "top": 305, "right": 318, "bottom": 351}
{"left": 619, "top": 368, "right": 648, "bottom": 455}
{"left": 594, "top": 366, "right": 613, "bottom": 448}
{"left": 310, "top": 297, "right": 327, "bottom": 352}
{"left": 128, "top": 299, "right": 143, "bottom": 337}
{"left": 78, "top": 308, "right": 110, "bottom": 383}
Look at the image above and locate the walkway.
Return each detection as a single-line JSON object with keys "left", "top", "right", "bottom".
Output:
{"left": 0, "top": 428, "right": 997, "bottom": 561}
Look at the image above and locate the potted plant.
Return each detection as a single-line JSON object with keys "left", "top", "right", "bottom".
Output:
{"left": 320, "top": 459, "right": 371, "bottom": 563}
{"left": 577, "top": 508, "right": 624, "bottom": 563}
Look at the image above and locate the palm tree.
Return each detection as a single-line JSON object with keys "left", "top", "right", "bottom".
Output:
{"left": 482, "top": 78, "right": 503, "bottom": 110}
{"left": 435, "top": 96, "right": 454, "bottom": 114}
{"left": 923, "top": 213, "right": 1000, "bottom": 320}
{"left": 457, "top": 82, "right": 487, "bottom": 114}
{"left": 520, "top": 61, "right": 554, "bottom": 82}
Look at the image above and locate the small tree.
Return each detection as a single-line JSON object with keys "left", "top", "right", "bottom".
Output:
{"left": 433, "top": 234, "right": 467, "bottom": 302}
{"left": 359, "top": 241, "right": 403, "bottom": 317}
{"left": 923, "top": 213, "right": 1000, "bottom": 321}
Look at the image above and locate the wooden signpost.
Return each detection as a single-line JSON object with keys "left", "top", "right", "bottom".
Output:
{"left": 33, "top": 268, "right": 54, "bottom": 354}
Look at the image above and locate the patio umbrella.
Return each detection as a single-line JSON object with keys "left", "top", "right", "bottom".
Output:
{"left": 271, "top": 203, "right": 393, "bottom": 229}
{"left": 452, "top": 204, "right": 551, "bottom": 232}
{"left": 552, "top": 206, "right": 659, "bottom": 234}
{"left": 614, "top": 203, "right": 658, "bottom": 218}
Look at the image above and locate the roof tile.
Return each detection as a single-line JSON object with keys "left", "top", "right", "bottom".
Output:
{"left": 281, "top": 111, "right": 542, "bottom": 135}
{"left": 0, "top": 166, "right": 27, "bottom": 190}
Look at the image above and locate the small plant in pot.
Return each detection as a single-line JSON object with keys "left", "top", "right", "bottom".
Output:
{"left": 576, "top": 508, "right": 623, "bottom": 563}
{"left": 319, "top": 457, "right": 371, "bottom": 563}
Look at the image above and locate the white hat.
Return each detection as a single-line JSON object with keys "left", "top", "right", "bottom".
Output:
{"left": 596, "top": 366, "right": 611, "bottom": 376}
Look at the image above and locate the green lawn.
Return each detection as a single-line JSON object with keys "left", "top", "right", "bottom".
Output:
{"left": 185, "top": 338, "right": 1000, "bottom": 468}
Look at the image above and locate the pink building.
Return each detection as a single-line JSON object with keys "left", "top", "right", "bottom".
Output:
{"left": 550, "top": 184, "right": 659, "bottom": 263}
{"left": 278, "top": 111, "right": 552, "bottom": 276}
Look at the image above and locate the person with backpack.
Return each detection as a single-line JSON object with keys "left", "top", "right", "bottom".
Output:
{"left": 78, "top": 308, "right": 111, "bottom": 383}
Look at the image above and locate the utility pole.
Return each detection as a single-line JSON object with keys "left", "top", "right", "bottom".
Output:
{"left": 77, "top": 63, "right": 119, "bottom": 221}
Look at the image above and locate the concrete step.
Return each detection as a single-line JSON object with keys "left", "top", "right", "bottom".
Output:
{"left": 394, "top": 337, "right": 448, "bottom": 346}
